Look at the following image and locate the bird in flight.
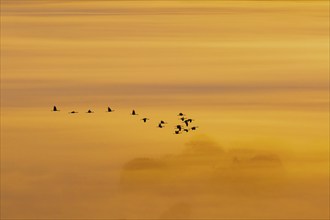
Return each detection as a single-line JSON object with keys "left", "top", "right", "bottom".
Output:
{"left": 142, "top": 118, "right": 149, "bottom": 123}
{"left": 186, "top": 118, "right": 194, "bottom": 123}
{"left": 52, "top": 105, "right": 199, "bottom": 135}
{"left": 176, "top": 125, "right": 183, "bottom": 131}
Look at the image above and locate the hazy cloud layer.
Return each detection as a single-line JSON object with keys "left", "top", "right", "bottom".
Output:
{"left": 1, "top": 1, "right": 329, "bottom": 219}
{"left": 120, "top": 136, "right": 284, "bottom": 194}
{"left": 116, "top": 136, "right": 328, "bottom": 219}
{"left": 1, "top": 133, "right": 328, "bottom": 219}
{"left": 3, "top": 1, "right": 325, "bottom": 16}
{"left": 2, "top": 79, "right": 328, "bottom": 109}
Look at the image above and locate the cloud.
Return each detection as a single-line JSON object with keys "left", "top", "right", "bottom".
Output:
{"left": 182, "top": 135, "right": 224, "bottom": 156}
{"left": 123, "top": 157, "right": 166, "bottom": 171}
{"left": 120, "top": 136, "right": 284, "bottom": 195}
{"left": 2, "top": 1, "right": 306, "bottom": 17}
{"left": 3, "top": 78, "right": 328, "bottom": 109}
{"left": 159, "top": 202, "right": 192, "bottom": 219}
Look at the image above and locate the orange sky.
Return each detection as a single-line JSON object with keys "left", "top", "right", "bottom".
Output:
{"left": 1, "top": 0, "right": 329, "bottom": 219}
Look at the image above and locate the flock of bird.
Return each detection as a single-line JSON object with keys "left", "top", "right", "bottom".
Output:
{"left": 52, "top": 106, "right": 198, "bottom": 135}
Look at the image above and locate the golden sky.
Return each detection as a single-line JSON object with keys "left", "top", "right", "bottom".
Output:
{"left": 1, "top": 0, "right": 329, "bottom": 219}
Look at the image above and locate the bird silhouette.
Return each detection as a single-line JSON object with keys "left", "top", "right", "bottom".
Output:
{"left": 187, "top": 119, "right": 194, "bottom": 123}
{"left": 142, "top": 118, "right": 149, "bottom": 123}
{"left": 176, "top": 125, "right": 183, "bottom": 131}
{"left": 53, "top": 106, "right": 199, "bottom": 134}
{"left": 52, "top": 106, "right": 59, "bottom": 111}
